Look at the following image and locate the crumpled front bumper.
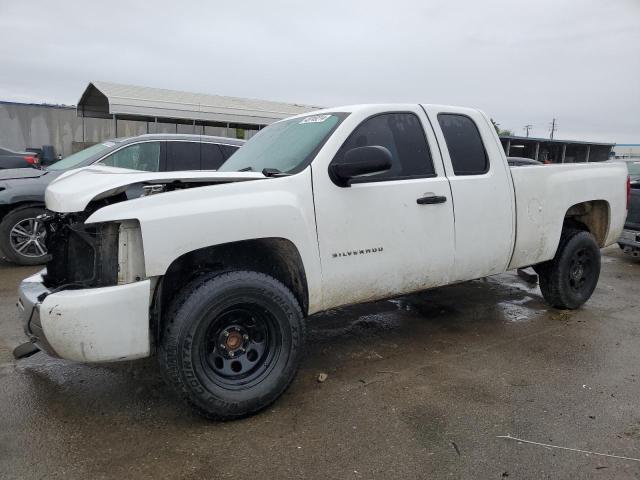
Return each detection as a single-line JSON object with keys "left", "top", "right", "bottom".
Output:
{"left": 18, "top": 272, "right": 152, "bottom": 362}
{"left": 18, "top": 272, "right": 58, "bottom": 357}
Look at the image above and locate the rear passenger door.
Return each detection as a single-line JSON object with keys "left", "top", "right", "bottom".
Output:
{"left": 201, "top": 143, "right": 225, "bottom": 170}
{"left": 312, "top": 108, "right": 455, "bottom": 310}
{"left": 423, "top": 106, "right": 515, "bottom": 282}
{"left": 163, "top": 141, "right": 201, "bottom": 171}
{"left": 219, "top": 144, "right": 240, "bottom": 161}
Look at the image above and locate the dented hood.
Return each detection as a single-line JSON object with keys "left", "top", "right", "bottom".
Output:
{"left": 45, "top": 165, "right": 266, "bottom": 213}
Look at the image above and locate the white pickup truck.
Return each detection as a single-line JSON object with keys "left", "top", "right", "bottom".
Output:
{"left": 16, "top": 104, "right": 628, "bottom": 420}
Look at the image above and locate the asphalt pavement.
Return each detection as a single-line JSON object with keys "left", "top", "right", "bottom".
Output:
{"left": 1, "top": 247, "right": 639, "bottom": 479}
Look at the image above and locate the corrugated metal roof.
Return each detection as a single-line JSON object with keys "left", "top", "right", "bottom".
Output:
{"left": 500, "top": 135, "right": 614, "bottom": 147}
{"left": 77, "top": 81, "right": 320, "bottom": 125}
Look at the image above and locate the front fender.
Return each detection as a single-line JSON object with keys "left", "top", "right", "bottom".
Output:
{"left": 86, "top": 168, "right": 323, "bottom": 311}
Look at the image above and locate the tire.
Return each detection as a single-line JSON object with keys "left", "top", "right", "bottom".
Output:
{"left": 0, "top": 206, "right": 50, "bottom": 266}
{"left": 537, "top": 229, "right": 601, "bottom": 309}
{"left": 159, "top": 270, "right": 306, "bottom": 420}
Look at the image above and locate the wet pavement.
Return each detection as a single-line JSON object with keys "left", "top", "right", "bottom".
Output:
{"left": 1, "top": 247, "right": 639, "bottom": 479}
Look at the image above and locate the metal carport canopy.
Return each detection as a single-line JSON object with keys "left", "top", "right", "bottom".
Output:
{"left": 77, "top": 81, "right": 319, "bottom": 125}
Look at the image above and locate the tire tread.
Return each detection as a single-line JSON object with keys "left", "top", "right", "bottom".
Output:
{"left": 537, "top": 228, "right": 600, "bottom": 309}
{"left": 158, "top": 270, "right": 305, "bottom": 421}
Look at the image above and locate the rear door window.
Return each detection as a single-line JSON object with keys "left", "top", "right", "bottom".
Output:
{"left": 165, "top": 141, "right": 200, "bottom": 171}
{"left": 219, "top": 144, "right": 240, "bottom": 160}
{"left": 201, "top": 143, "right": 225, "bottom": 170}
{"left": 437, "top": 114, "right": 489, "bottom": 175}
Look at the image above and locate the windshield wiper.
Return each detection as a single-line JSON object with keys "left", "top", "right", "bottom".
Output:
{"left": 236, "top": 166, "right": 290, "bottom": 177}
{"left": 262, "top": 168, "right": 291, "bottom": 177}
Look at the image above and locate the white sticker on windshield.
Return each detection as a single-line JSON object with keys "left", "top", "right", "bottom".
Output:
{"left": 299, "top": 114, "right": 331, "bottom": 124}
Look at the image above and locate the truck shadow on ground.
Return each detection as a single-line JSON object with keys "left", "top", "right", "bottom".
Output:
{"left": 14, "top": 272, "right": 548, "bottom": 425}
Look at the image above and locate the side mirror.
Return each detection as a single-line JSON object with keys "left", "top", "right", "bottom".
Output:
{"left": 330, "top": 145, "right": 392, "bottom": 187}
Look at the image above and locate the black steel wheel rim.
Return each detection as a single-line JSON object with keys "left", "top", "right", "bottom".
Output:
{"left": 568, "top": 247, "right": 594, "bottom": 292}
{"left": 197, "top": 303, "right": 282, "bottom": 390}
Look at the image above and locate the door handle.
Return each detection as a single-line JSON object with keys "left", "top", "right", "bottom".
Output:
{"left": 416, "top": 195, "right": 447, "bottom": 205}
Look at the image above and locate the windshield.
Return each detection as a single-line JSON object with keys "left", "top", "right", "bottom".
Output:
{"left": 47, "top": 142, "right": 115, "bottom": 171}
{"left": 218, "top": 113, "right": 347, "bottom": 174}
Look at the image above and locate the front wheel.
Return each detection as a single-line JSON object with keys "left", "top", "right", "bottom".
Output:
{"left": 0, "top": 206, "right": 50, "bottom": 265}
{"left": 536, "top": 229, "right": 601, "bottom": 309}
{"left": 159, "top": 271, "right": 306, "bottom": 420}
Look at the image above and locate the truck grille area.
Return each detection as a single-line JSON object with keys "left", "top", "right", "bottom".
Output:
{"left": 42, "top": 213, "right": 119, "bottom": 290}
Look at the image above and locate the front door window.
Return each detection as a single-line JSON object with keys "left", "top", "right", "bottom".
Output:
{"left": 99, "top": 142, "right": 161, "bottom": 171}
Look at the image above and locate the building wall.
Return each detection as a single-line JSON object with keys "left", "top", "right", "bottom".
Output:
{"left": 0, "top": 102, "right": 82, "bottom": 156}
{"left": 0, "top": 102, "right": 257, "bottom": 157}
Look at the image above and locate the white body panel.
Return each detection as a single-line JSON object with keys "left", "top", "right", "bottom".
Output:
{"left": 85, "top": 168, "right": 324, "bottom": 313}
{"left": 422, "top": 105, "right": 516, "bottom": 282}
{"left": 38, "top": 278, "right": 151, "bottom": 362}
{"left": 508, "top": 162, "right": 627, "bottom": 269}
{"left": 310, "top": 105, "right": 455, "bottom": 309}
{"left": 22, "top": 103, "right": 628, "bottom": 363}
{"left": 45, "top": 165, "right": 266, "bottom": 213}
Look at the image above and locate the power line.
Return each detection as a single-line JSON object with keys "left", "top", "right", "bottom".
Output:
{"left": 523, "top": 124, "right": 533, "bottom": 137}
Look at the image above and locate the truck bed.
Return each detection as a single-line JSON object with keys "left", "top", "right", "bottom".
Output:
{"left": 508, "top": 162, "right": 628, "bottom": 270}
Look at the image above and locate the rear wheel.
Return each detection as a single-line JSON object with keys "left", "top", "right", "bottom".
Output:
{"left": 159, "top": 270, "right": 306, "bottom": 420}
{"left": 0, "top": 206, "right": 49, "bottom": 265}
{"left": 536, "top": 229, "right": 601, "bottom": 309}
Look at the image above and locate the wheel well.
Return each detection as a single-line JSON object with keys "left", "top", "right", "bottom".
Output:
{"left": 157, "top": 238, "right": 309, "bottom": 321}
{"left": 0, "top": 202, "right": 45, "bottom": 223}
{"left": 563, "top": 200, "right": 610, "bottom": 246}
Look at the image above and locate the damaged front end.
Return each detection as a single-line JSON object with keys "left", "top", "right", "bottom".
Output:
{"left": 41, "top": 212, "right": 119, "bottom": 290}
{"left": 15, "top": 167, "right": 267, "bottom": 362}
{"left": 18, "top": 209, "right": 151, "bottom": 362}
{"left": 40, "top": 198, "right": 145, "bottom": 291}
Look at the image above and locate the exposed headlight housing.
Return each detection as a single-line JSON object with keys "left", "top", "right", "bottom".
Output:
{"left": 42, "top": 214, "right": 144, "bottom": 289}
{"left": 116, "top": 220, "right": 145, "bottom": 284}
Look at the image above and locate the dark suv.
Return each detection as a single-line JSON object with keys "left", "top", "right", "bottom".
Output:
{"left": 0, "top": 134, "right": 244, "bottom": 265}
{"left": 615, "top": 159, "right": 640, "bottom": 257}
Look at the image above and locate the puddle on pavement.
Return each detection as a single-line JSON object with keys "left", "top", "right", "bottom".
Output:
{"left": 308, "top": 272, "right": 549, "bottom": 346}
{"left": 495, "top": 295, "right": 543, "bottom": 322}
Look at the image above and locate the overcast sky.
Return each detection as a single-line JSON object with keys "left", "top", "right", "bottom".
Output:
{"left": 0, "top": 0, "right": 638, "bottom": 142}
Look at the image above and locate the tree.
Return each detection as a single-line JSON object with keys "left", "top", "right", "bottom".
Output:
{"left": 490, "top": 118, "right": 513, "bottom": 137}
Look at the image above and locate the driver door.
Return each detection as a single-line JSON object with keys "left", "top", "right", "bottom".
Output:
{"left": 311, "top": 109, "right": 455, "bottom": 310}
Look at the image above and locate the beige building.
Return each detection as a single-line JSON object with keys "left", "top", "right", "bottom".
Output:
{"left": 0, "top": 81, "right": 317, "bottom": 157}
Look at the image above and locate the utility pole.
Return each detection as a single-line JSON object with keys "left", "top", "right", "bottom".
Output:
{"left": 524, "top": 124, "right": 532, "bottom": 137}
{"left": 549, "top": 118, "right": 557, "bottom": 139}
